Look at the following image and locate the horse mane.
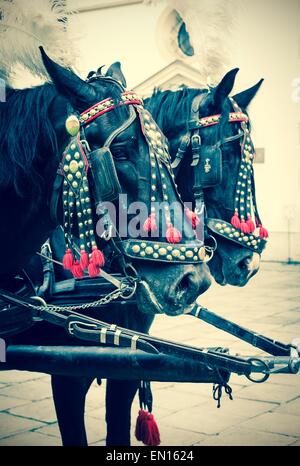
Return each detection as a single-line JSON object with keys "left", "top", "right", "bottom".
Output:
{"left": 0, "top": 83, "right": 59, "bottom": 201}
{"left": 145, "top": 87, "right": 207, "bottom": 134}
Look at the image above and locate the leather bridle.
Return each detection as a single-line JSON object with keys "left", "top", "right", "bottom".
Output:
{"left": 171, "top": 92, "right": 268, "bottom": 255}
{"left": 50, "top": 76, "right": 209, "bottom": 286}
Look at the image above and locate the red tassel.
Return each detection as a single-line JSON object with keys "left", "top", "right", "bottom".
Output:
{"left": 246, "top": 215, "right": 256, "bottom": 233}
{"left": 71, "top": 260, "right": 84, "bottom": 279}
{"left": 91, "top": 247, "right": 105, "bottom": 267}
{"left": 259, "top": 225, "right": 269, "bottom": 239}
{"left": 231, "top": 212, "right": 241, "bottom": 229}
{"left": 184, "top": 208, "right": 200, "bottom": 229}
{"left": 63, "top": 248, "right": 74, "bottom": 270}
{"left": 135, "top": 410, "right": 160, "bottom": 446}
{"left": 135, "top": 409, "right": 148, "bottom": 441}
{"left": 80, "top": 250, "right": 89, "bottom": 270}
{"left": 166, "top": 223, "right": 182, "bottom": 244}
{"left": 240, "top": 219, "right": 250, "bottom": 234}
{"left": 143, "top": 213, "right": 158, "bottom": 233}
{"left": 88, "top": 260, "right": 100, "bottom": 278}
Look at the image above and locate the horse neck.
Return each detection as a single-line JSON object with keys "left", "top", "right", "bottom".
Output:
{"left": 0, "top": 87, "right": 68, "bottom": 280}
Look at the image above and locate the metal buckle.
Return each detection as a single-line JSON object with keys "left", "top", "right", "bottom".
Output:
{"left": 246, "top": 358, "right": 270, "bottom": 383}
{"left": 30, "top": 296, "right": 47, "bottom": 321}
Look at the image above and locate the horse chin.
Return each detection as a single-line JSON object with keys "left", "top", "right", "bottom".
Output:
{"left": 135, "top": 280, "right": 203, "bottom": 317}
{"left": 136, "top": 280, "right": 164, "bottom": 315}
{"left": 208, "top": 253, "right": 227, "bottom": 286}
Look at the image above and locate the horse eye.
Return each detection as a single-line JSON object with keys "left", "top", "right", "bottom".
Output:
{"left": 112, "top": 148, "right": 128, "bottom": 161}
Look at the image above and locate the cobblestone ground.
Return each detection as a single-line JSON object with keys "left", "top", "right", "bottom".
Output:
{"left": 0, "top": 262, "right": 299, "bottom": 446}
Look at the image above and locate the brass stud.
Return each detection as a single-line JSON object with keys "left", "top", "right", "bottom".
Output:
{"left": 145, "top": 246, "right": 154, "bottom": 255}
{"left": 69, "top": 160, "right": 79, "bottom": 173}
{"left": 166, "top": 254, "right": 173, "bottom": 261}
{"left": 158, "top": 248, "right": 167, "bottom": 256}
{"left": 185, "top": 250, "right": 193, "bottom": 258}
{"left": 198, "top": 247, "right": 206, "bottom": 261}
{"left": 141, "top": 242, "right": 146, "bottom": 248}
{"left": 172, "top": 249, "right": 180, "bottom": 258}
{"left": 132, "top": 245, "right": 141, "bottom": 253}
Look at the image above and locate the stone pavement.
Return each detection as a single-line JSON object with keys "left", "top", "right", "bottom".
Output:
{"left": 0, "top": 262, "right": 299, "bottom": 446}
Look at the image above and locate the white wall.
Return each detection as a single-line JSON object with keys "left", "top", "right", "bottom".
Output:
{"left": 68, "top": 0, "right": 300, "bottom": 260}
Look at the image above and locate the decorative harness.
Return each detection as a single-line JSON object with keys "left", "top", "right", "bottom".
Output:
{"left": 51, "top": 77, "right": 209, "bottom": 283}
{"left": 171, "top": 93, "right": 268, "bottom": 255}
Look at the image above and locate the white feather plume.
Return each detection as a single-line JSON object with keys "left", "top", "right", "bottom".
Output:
{"left": 0, "top": 0, "right": 78, "bottom": 87}
{"left": 144, "top": 0, "right": 237, "bottom": 85}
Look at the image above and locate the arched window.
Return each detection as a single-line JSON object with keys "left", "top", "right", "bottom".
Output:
{"left": 156, "top": 7, "right": 195, "bottom": 62}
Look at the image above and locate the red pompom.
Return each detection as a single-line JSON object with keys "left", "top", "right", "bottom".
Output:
{"left": 63, "top": 248, "right": 74, "bottom": 270}
{"left": 184, "top": 208, "right": 200, "bottom": 229}
{"left": 231, "top": 212, "right": 241, "bottom": 229}
{"left": 88, "top": 260, "right": 100, "bottom": 278}
{"left": 91, "top": 247, "right": 105, "bottom": 267}
{"left": 259, "top": 225, "right": 269, "bottom": 239}
{"left": 80, "top": 250, "right": 89, "bottom": 270}
{"left": 143, "top": 213, "right": 158, "bottom": 233}
{"left": 240, "top": 220, "right": 250, "bottom": 234}
{"left": 135, "top": 410, "right": 160, "bottom": 446}
{"left": 71, "top": 260, "right": 84, "bottom": 279}
{"left": 246, "top": 215, "right": 256, "bottom": 233}
{"left": 166, "top": 223, "right": 182, "bottom": 244}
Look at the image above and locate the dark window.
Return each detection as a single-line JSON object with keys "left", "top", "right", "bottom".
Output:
{"left": 177, "top": 21, "right": 194, "bottom": 57}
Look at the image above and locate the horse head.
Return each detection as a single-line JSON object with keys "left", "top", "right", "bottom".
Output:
{"left": 146, "top": 69, "right": 267, "bottom": 287}
{"left": 39, "top": 52, "right": 211, "bottom": 316}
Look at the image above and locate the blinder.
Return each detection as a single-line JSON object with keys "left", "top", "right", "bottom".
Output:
{"left": 88, "top": 147, "right": 121, "bottom": 203}
{"left": 196, "top": 143, "right": 222, "bottom": 188}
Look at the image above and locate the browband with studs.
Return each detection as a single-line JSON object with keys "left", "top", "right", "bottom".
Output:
{"left": 189, "top": 112, "right": 249, "bottom": 130}
{"left": 80, "top": 92, "right": 143, "bottom": 125}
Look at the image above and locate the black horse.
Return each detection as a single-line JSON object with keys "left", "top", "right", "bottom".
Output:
{"left": 1, "top": 50, "right": 212, "bottom": 445}
{"left": 145, "top": 67, "right": 268, "bottom": 287}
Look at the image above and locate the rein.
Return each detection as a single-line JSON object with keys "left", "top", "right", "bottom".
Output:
{"left": 0, "top": 287, "right": 299, "bottom": 383}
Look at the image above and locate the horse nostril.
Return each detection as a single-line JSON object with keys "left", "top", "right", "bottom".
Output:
{"left": 174, "top": 273, "right": 197, "bottom": 305}
{"left": 237, "top": 256, "right": 252, "bottom": 271}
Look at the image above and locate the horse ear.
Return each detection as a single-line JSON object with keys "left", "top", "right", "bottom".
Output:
{"left": 212, "top": 68, "right": 239, "bottom": 110}
{"left": 40, "top": 46, "right": 96, "bottom": 105}
{"left": 233, "top": 79, "right": 264, "bottom": 109}
{"left": 106, "top": 62, "right": 127, "bottom": 88}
